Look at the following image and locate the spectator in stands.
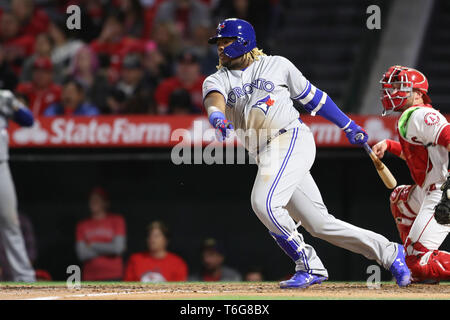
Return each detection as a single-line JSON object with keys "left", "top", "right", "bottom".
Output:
{"left": 151, "top": 22, "right": 181, "bottom": 65}
{"left": 141, "top": 0, "right": 165, "bottom": 39}
{"left": 189, "top": 23, "right": 219, "bottom": 75}
{"left": 0, "top": 44, "right": 19, "bottom": 90}
{"left": 117, "top": 0, "right": 145, "bottom": 38}
{"left": 105, "top": 87, "right": 127, "bottom": 114}
{"left": 75, "top": 187, "right": 126, "bottom": 281}
{"left": 154, "top": 49, "right": 206, "bottom": 114}
{"left": 70, "top": 45, "right": 111, "bottom": 113}
{"left": 168, "top": 89, "right": 197, "bottom": 115}
{"left": 142, "top": 41, "right": 173, "bottom": 89}
{"left": 189, "top": 238, "right": 242, "bottom": 282}
{"left": 15, "top": 57, "right": 62, "bottom": 116}
{"left": 11, "top": 0, "right": 49, "bottom": 37}
{"left": 48, "top": 16, "right": 85, "bottom": 80}
{"left": 114, "top": 53, "right": 156, "bottom": 114}
{"left": 244, "top": 266, "right": 264, "bottom": 282}
{"left": 0, "top": 11, "right": 34, "bottom": 75}
{"left": 124, "top": 221, "right": 188, "bottom": 282}
{"left": 90, "top": 11, "right": 145, "bottom": 83}
{"left": 43, "top": 78, "right": 100, "bottom": 116}
{"left": 76, "top": 0, "right": 106, "bottom": 42}
{"left": 153, "top": 0, "right": 211, "bottom": 44}
{"left": 20, "top": 33, "right": 64, "bottom": 84}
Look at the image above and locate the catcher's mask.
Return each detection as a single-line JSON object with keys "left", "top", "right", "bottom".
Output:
{"left": 380, "top": 65, "right": 431, "bottom": 116}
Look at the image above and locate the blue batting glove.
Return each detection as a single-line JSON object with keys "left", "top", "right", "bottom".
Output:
{"left": 213, "top": 118, "right": 234, "bottom": 141}
{"left": 343, "top": 121, "right": 368, "bottom": 145}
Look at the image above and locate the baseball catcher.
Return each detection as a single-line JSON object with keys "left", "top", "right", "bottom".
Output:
{"left": 372, "top": 66, "right": 450, "bottom": 283}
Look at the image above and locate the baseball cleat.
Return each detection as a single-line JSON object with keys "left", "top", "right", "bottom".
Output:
{"left": 389, "top": 244, "right": 412, "bottom": 287}
{"left": 279, "top": 271, "right": 328, "bottom": 289}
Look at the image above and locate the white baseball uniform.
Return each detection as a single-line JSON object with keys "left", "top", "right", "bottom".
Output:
{"left": 203, "top": 55, "right": 399, "bottom": 276}
{"left": 394, "top": 106, "right": 450, "bottom": 255}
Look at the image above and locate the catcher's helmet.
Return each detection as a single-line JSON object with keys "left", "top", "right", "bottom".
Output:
{"left": 208, "top": 18, "right": 256, "bottom": 59}
{"left": 380, "top": 65, "right": 431, "bottom": 116}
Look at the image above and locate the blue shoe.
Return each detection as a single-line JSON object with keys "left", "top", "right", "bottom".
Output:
{"left": 280, "top": 271, "right": 328, "bottom": 289}
{"left": 389, "top": 244, "right": 412, "bottom": 287}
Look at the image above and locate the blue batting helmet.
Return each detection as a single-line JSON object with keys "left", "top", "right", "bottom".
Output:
{"left": 208, "top": 18, "right": 257, "bottom": 59}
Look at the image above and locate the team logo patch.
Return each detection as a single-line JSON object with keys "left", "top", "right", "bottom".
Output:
{"left": 251, "top": 95, "right": 275, "bottom": 115}
{"left": 424, "top": 112, "right": 440, "bottom": 126}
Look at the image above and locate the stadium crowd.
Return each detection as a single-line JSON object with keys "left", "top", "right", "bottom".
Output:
{"left": 0, "top": 0, "right": 281, "bottom": 117}
{"left": 0, "top": 0, "right": 283, "bottom": 281}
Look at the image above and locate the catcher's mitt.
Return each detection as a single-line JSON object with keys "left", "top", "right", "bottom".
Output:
{"left": 434, "top": 176, "right": 450, "bottom": 225}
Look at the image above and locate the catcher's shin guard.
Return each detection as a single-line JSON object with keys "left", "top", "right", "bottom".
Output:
{"left": 405, "top": 241, "right": 450, "bottom": 282}
{"left": 390, "top": 185, "right": 418, "bottom": 244}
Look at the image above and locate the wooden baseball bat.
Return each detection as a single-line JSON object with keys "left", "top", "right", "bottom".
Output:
{"left": 362, "top": 142, "right": 397, "bottom": 189}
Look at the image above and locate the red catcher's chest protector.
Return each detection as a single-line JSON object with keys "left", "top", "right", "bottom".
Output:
{"left": 397, "top": 106, "right": 433, "bottom": 187}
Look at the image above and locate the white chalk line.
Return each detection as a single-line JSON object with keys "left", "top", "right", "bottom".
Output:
{"left": 21, "top": 289, "right": 235, "bottom": 300}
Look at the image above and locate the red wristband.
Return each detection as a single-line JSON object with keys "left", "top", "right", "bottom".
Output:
{"left": 385, "top": 139, "right": 402, "bottom": 157}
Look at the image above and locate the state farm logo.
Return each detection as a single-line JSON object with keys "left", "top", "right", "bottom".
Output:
{"left": 12, "top": 118, "right": 171, "bottom": 145}
{"left": 424, "top": 112, "right": 440, "bottom": 126}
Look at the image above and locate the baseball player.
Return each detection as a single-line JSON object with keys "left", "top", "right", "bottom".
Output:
{"left": 372, "top": 65, "right": 450, "bottom": 283}
{"left": 203, "top": 18, "right": 411, "bottom": 288}
{"left": 0, "top": 89, "right": 35, "bottom": 282}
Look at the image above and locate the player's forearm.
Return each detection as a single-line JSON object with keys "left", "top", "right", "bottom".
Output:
{"left": 298, "top": 87, "right": 351, "bottom": 128}
{"left": 89, "top": 236, "right": 126, "bottom": 256}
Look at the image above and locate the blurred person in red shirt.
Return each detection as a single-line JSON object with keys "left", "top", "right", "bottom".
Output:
{"left": 124, "top": 221, "right": 188, "bottom": 282}
{"left": 15, "top": 57, "right": 62, "bottom": 116}
{"left": 154, "top": 49, "right": 206, "bottom": 114}
{"left": 10, "top": 0, "right": 50, "bottom": 37}
{"left": 20, "top": 33, "right": 64, "bottom": 84}
{"left": 75, "top": 187, "right": 126, "bottom": 281}
{"left": 43, "top": 78, "right": 100, "bottom": 116}
{"left": 0, "top": 11, "right": 34, "bottom": 74}
{"left": 90, "top": 11, "right": 145, "bottom": 83}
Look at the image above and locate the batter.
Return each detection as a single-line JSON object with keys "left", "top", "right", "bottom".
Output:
{"left": 203, "top": 18, "right": 411, "bottom": 288}
{"left": 0, "top": 89, "right": 35, "bottom": 282}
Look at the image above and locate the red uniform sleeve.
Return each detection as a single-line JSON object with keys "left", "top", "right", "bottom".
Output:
{"left": 385, "top": 139, "right": 402, "bottom": 157}
{"left": 123, "top": 254, "right": 138, "bottom": 281}
{"left": 437, "top": 124, "right": 450, "bottom": 148}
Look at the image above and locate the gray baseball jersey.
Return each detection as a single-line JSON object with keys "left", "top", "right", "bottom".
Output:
{"left": 203, "top": 55, "right": 399, "bottom": 276}
{"left": 0, "top": 90, "right": 36, "bottom": 282}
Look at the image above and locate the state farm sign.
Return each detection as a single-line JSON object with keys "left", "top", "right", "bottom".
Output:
{"left": 7, "top": 114, "right": 399, "bottom": 148}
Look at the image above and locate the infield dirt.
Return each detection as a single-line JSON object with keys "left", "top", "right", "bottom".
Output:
{"left": 0, "top": 282, "right": 449, "bottom": 300}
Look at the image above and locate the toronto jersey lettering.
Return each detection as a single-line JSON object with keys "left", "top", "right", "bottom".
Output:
{"left": 202, "top": 55, "right": 321, "bottom": 152}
